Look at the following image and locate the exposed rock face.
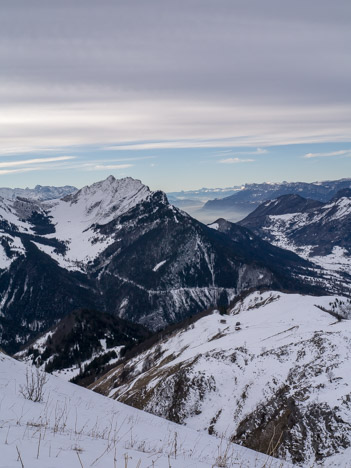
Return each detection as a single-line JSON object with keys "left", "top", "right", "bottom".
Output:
{"left": 90, "top": 291, "right": 351, "bottom": 466}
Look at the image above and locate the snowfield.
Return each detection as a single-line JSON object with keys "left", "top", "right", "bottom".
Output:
{"left": 0, "top": 176, "right": 152, "bottom": 273}
{"left": 42, "top": 176, "right": 151, "bottom": 270}
{"left": 0, "top": 352, "right": 291, "bottom": 468}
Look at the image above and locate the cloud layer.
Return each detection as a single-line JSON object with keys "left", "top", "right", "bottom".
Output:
{"left": 0, "top": 0, "right": 350, "bottom": 154}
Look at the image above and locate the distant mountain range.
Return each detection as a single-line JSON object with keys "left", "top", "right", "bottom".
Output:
{"left": 167, "top": 186, "right": 243, "bottom": 202}
{"left": 0, "top": 184, "right": 77, "bottom": 200}
{"left": 202, "top": 178, "right": 351, "bottom": 213}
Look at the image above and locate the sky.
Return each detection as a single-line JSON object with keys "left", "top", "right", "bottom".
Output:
{"left": 0, "top": 0, "right": 350, "bottom": 192}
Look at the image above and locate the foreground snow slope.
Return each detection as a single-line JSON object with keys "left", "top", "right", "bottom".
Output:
{"left": 0, "top": 352, "right": 290, "bottom": 468}
{"left": 92, "top": 291, "right": 351, "bottom": 467}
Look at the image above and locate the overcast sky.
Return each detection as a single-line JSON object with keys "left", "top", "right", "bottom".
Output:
{"left": 1, "top": 0, "right": 350, "bottom": 191}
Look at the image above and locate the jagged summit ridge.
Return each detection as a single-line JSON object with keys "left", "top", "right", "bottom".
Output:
{"left": 61, "top": 175, "right": 152, "bottom": 224}
{"left": 40, "top": 176, "right": 156, "bottom": 267}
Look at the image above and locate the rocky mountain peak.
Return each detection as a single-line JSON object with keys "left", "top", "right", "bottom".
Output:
{"left": 75, "top": 175, "right": 149, "bottom": 198}
{"left": 61, "top": 176, "right": 152, "bottom": 225}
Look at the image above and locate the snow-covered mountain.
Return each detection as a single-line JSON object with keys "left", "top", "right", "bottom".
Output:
{"left": 0, "top": 184, "right": 77, "bottom": 201}
{"left": 0, "top": 175, "right": 320, "bottom": 353}
{"left": 238, "top": 189, "right": 351, "bottom": 293}
{"left": 0, "top": 351, "right": 290, "bottom": 467}
{"left": 91, "top": 290, "right": 351, "bottom": 467}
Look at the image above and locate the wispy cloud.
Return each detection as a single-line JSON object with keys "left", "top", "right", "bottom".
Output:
{"left": 218, "top": 158, "right": 255, "bottom": 164}
{"left": 86, "top": 164, "right": 134, "bottom": 171}
{"left": 216, "top": 148, "right": 267, "bottom": 156}
{"left": 106, "top": 142, "right": 269, "bottom": 152}
{"left": 0, "top": 156, "right": 75, "bottom": 169}
{"left": 105, "top": 141, "right": 232, "bottom": 151}
{"left": 0, "top": 168, "right": 38, "bottom": 175}
{"left": 304, "top": 149, "right": 351, "bottom": 159}
{"left": 100, "top": 153, "right": 156, "bottom": 162}
{"left": 0, "top": 146, "right": 63, "bottom": 156}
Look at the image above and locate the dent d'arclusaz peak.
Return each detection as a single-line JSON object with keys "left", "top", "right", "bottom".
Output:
{"left": 0, "top": 175, "right": 320, "bottom": 353}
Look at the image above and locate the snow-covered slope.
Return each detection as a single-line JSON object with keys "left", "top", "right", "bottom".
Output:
{"left": 239, "top": 190, "right": 351, "bottom": 293}
{"left": 0, "top": 176, "right": 152, "bottom": 272}
{"left": 0, "top": 352, "right": 290, "bottom": 468}
{"left": 91, "top": 291, "right": 351, "bottom": 466}
{"left": 42, "top": 176, "right": 152, "bottom": 268}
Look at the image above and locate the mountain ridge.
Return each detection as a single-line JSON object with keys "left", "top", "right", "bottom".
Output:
{"left": 0, "top": 184, "right": 77, "bottom": 201}
{"left": 202, "top": 178, "right": 351, "bottom": 213}
{"left": 238, "top": 190, "right": 351, "bottom": 295}
{"left": 0, "top": 176, "right": 322, "bottom": 353}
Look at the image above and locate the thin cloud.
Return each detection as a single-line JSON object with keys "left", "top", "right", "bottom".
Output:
{"left": 100, "top": 153, "right": 156, "bottom": 162}
{"left": 219, "top": 158, "right": 255, "bottom": 164}
{"left": 0, "top": 168, "right": 38, "bottom": 175}
{"left": 85, "top": 164, "right": 134, "bottom": 171}
{"left": 0, "top": 156, "right": 75, "bottom": 169}
{"left": 304, "top": 150, "right": 351, "bottom": 158}
{"left": 105, "top": 141, "right": 232, "bottom": 151}
{"left": 0, "top": 146, "right": 63, "bottom": 156}
{"left": 215, "top": 148, "right": 268, "bottom": 157}
{"left": 107, "top": 142, "right": 270, "bottom": 152}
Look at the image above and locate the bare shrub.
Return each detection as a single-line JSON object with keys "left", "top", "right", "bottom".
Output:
{"left": 213, "top": 439, "right": 233, "bottom": 467}
{"left": 19, "top": 367, "right": 48, "bottom": 402}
